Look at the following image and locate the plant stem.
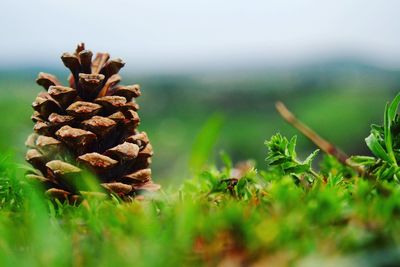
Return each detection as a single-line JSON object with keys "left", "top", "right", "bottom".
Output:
{"left": 275, "top": 101, "right": 349, "bottom": 164}
{"left": 310, "top": 169, "right": 319, "bottom": 178}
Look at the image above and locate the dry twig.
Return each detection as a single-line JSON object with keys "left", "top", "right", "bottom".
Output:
{"left": 275, "top": 101, "right": 349, "bottom": 164}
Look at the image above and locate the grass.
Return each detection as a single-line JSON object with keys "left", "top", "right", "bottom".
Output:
{"left": 2, "top": 151, "right": 400, "bottom": 266}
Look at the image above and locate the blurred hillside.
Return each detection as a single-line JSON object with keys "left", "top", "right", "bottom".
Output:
{"left": 1, "top": 60, "right": 399, "bottom": 182}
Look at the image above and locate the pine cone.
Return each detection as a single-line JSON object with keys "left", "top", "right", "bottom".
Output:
{"left": 25, "top": 43, "right": 160, "bottom": 202}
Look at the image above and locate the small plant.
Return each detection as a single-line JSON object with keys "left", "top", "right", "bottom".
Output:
{"left": 265, "top": 133, "right": 319, "bottom": 182}
{"left": 351, "top": 93, "right": 400, "bottom": 181}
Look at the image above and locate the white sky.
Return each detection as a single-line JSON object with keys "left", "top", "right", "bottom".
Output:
{"left": 1, "top": 0, "right": 400, "bottom": 72}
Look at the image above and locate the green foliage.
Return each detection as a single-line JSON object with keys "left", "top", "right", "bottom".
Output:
{"left": 1, "top": 152, "right": 400, "bottom": 266}
{"left": 265, "top": 133, "right": 319, "bottom": 181}
{"left": 183, "top": 159, "right": 261, "bottom": 201}
{"left": 0, "top": 156, "right": 23, "bottom": 210}
{"left": 352, "top": 93, "right": 400, "bottom": 181}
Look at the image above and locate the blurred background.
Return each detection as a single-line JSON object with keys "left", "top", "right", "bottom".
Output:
{"left": 1, "top": 0, "right": 400, "bottom": 183}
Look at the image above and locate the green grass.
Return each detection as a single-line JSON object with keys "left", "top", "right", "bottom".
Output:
{"left": 2, "top": 151, "right": 400, "bottom": 266}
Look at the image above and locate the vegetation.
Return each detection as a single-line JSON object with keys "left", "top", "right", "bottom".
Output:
{"left": 1, "top": 66, "right": 400, "bottom": 266}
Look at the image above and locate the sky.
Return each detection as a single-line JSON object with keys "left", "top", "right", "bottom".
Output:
{"left": 1, "top": 0, "right": 400, "bottom": 73}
